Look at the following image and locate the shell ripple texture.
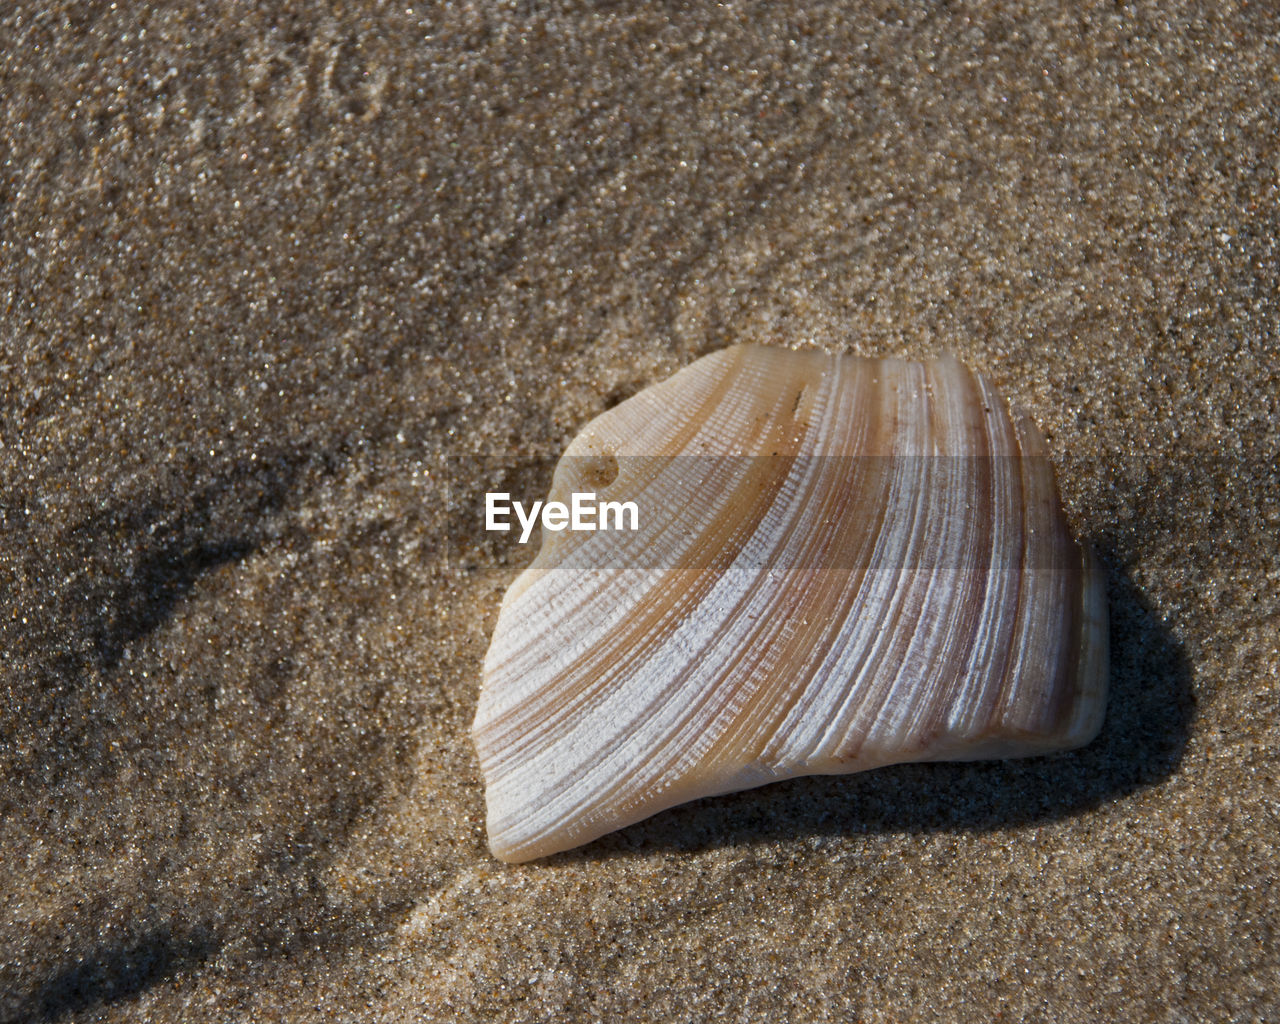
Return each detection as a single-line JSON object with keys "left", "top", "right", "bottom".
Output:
{"left": 473, "top": 345, "right": 1107, "bottom": 863}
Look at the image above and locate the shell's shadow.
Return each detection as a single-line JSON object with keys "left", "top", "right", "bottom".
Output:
{"left": 566, "top": 553, "right": 1192, "bottom": 861}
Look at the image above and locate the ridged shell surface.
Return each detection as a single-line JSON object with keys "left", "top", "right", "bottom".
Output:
{"left": 474, "top": 345, "right": 1107, "bottom": 863}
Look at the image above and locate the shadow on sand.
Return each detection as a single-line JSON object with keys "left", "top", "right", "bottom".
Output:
{"left": 561, "top": 552, "right": 1193, "bottom": 862}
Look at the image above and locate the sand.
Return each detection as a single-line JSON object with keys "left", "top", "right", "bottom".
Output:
{"left": 2, "top": 1, "right": 1277, "bottom": 1021}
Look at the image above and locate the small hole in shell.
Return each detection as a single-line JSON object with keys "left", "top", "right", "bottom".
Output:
{"left": 580, "top": 453, "right": 619, "bottom": 490}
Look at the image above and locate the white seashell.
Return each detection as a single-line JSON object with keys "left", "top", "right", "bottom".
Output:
{"left": 473, "top": 345, "right": 1107, "bottom": 863}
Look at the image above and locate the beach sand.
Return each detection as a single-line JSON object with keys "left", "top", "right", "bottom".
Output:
{"left": 2, "top": 1, "right": 1277, "bottom": 1020}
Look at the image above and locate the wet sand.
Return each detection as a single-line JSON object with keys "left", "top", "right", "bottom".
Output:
{"left": 2, "top": 2, "right": 1277, "bottom": 1021}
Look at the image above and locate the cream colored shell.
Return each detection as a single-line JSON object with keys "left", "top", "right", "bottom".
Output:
{"left": 474, "top": 345, "right": 1107, "bottom": 863}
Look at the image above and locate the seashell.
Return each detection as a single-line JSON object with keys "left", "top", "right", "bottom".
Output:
{"left": 473, "top": 345, "right": 1107, "bottom": 863}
